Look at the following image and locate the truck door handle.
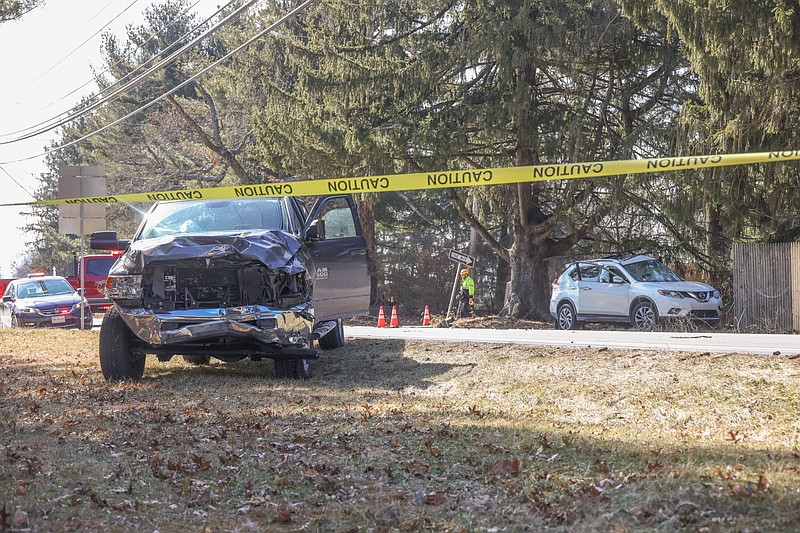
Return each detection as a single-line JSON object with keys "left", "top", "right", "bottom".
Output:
{"left": 351, "top": 249, "right": 367, "bottom": 256}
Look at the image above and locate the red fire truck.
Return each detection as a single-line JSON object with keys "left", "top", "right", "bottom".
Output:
{"left": 66, "top": 253, "right": 119, "bottom": 314}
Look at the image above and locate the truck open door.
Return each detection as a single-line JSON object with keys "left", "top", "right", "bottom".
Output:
{"left": 305, "top": 195, "right": 370, "bottom": 322}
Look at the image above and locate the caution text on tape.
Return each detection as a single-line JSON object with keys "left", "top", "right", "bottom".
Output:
{"left": 4, "top": 150, "right": 800, "bottom": 206}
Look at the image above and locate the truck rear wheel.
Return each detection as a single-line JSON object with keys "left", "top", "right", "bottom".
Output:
{"left": 99, "top": 307, "right": 145, "bottom": 381}
{"left": 274, "top": 358, "right": 312, "bottom": 380}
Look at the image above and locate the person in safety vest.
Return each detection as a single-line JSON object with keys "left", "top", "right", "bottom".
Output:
{"left": 457, "top": 268, "right": 475, "bottom": 318}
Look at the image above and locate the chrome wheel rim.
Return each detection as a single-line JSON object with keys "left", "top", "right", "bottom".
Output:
{"left": 634, "top": 305, "right": 655, "bottom": 329}
{"left": 558, "top": 306, "right": 573, "bottom": 329}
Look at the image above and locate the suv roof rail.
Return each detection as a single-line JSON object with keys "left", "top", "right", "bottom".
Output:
{"left": 602, "top": 251, "right": 640, "bottom": 261}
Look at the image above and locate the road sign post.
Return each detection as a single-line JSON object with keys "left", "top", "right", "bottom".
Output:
{"left": 58, "top": 165, "right": 107, "bottom": 330}
{"left": 446, "top": 249, "right": 477, "bottom": 321}
{"left": 447, "top": 249, "right": 476, "bottom": 267}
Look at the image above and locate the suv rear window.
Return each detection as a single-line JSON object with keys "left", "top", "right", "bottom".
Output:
{"left": 569, "top": 264, "right": 601, "bottom": 281}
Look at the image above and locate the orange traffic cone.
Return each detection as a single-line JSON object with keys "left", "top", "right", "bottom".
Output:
{"left": 377, "top": 306, "right": 387, "bottom": 327}
{"left": 389, "top": 305, "right": 399, "bottom": 327}
{"left": 421, "top": 305, "right": 431, "bottom": 326}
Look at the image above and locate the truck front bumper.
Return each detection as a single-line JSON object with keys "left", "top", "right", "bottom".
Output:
{"left": 117, "top": 304, "right": 314, "bottom": 348}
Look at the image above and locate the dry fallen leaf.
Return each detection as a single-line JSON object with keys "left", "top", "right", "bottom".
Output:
{"left": 90, "top": 493, "right": 109, "bottom": 508}
{"left": 12, "top": 508, "right": 28, "bottom": 527}
{"left": 424, "top": 491, "right": 448, "bottom": 505}
{"left": 374, "top": 507, "right": 400, "bottom": 526}
{"left": 491, "top": 459, "right": 521, "bottom": 477}
{"left": 273, "top": 508, "right": 292, "bottom": 523}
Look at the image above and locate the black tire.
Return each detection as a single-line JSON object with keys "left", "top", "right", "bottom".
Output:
{"left": 274, "top": 358, "right": 313, "bottom": 380}
{"left": 630, "top": 301, "right": 658, "bottom": 331}
{"left": 318, "top": 319, "right": 345, "bottom": 350}
{"left": 11, "top": 315, "right": 19, "bottom": 328}
{"left": 182, "top": 354, "right": 211, "bottom": 365}
{"left": 99, "top": 307, "right": 145, "bottom": 381}
{"left": 555, "top": 302, "right": 578, "bottom": 330}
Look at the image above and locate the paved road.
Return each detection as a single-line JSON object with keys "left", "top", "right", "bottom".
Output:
{"left": 346, "top": 326, "right": 800, "bottom": 356}
{"left": 87, "top": 316, "right": 800, "bottom": 355}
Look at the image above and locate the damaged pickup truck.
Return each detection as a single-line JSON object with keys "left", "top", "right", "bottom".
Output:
{"left": 91, "top": 195, "right": 369, "bottom": 381}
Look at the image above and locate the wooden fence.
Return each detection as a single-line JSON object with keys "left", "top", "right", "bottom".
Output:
{"left": 733, "top": 242, "right": 800, "bottom": 332}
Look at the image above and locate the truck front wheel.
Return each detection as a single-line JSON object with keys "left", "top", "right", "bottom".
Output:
{"left": 99, "top": 307, "right": 145, "bottom": 381}
{"left": 318, "top": 319, "right": 345, "bottom": 350}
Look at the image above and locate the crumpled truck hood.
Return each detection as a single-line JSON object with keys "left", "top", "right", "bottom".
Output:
{"left": 109, "top": 230, "right": 311, "bottom": 274}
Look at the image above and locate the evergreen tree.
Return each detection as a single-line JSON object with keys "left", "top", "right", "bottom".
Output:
{"left": 618, "top": 0, "right": 800, "bottom": 277}
{"left": 88, "top": 0, "right": 272, "bottom": 195}
{"left": 249, "top": 0, "right": 690, "bottom": 318}
{"left": 0, "top": 0, "right": 44, "bottom": 23}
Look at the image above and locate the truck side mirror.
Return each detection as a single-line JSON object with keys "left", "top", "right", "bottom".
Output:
{"left": 90, "top": 231, "right": 131, "bottom": 252}
{"left": 306, "top": 219, "right": 326, "bottom": 241}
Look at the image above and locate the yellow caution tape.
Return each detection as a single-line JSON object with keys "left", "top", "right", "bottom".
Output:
{"left": 5, "top": 149, "right": 800, "bottom": 206}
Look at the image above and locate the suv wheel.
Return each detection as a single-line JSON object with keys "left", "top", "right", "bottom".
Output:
{"left": 99, "top": 307, "right": 145, "bottom": 381}
{"left": 274, "top": 358, "right": 313, "bottom": 380}
{"left": 631, "top": 301, "right": 658, "bottom": 331}
{"left": 318, "top": 319, "right": 345, "bottom": 350}
{"left": 555, "top": 302, "right": 578, "bottom": 330}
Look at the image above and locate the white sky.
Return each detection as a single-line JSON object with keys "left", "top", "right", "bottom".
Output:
{"left": 0, "top": 0, "right": 221, "bottom": 277}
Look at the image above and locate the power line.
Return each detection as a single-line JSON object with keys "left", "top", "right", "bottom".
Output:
{"left": 1, "top": 0, "right": 247, "bottom": 141}
{"left": 0, "top": 0, "right": 260, "bottom": 145}
{"left": 70, "top": 0, "right": 119, "bottom": 36}
{"left": 36, "top": 0, "right": 207, "bottom": 116}
{"left": 0, "top": 0, "right": 317, "bottom": 166}
{"left": 28, "top": 0, "right": 142, "bottom": 86}
{"left": 2, "top": 0, "right": 234, "bottom": 139}
{"left": 0, "top": 164, "right": 36, "bottom": 197}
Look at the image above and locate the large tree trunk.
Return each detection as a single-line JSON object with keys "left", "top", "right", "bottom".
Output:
{"left": 502, "top": 138, "right": 554, "bottom": 321}
{"left": 492, "top": 217, "right": 510, "bottom": 313}
{"left": 356, "top": 198, "right": 379, "bottom": 307}
{"left": 505, "top": 238, "right": 553, "bottom": 320}
{"left": 705, "top": 200, "right": 729, "bottom": 287}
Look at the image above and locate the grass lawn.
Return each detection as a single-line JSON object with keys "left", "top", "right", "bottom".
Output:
{"left": 1, "top": 328, "right": 800, "bottom": 532}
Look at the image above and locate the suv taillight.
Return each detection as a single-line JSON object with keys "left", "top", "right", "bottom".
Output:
{"left": 552, "top": 278, "right": 559, "bottom": 286}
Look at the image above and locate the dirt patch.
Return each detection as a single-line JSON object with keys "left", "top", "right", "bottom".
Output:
{"left": 2, "top": 328, "right": 800, "bottom": 531}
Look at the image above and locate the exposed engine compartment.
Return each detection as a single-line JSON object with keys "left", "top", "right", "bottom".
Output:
{"left": 141, "top": 263, "right": 309, "bottom": 311}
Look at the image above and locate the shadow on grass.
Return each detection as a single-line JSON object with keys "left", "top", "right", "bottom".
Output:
{"left": 146, "top": 338, "right": 470, "bottom": 391}
{"left": 3, "top": 332, "right": 800, "bottom": 531}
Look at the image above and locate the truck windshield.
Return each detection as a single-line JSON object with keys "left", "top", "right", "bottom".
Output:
{"left": 138, "top": 198, "right": 289, "bottom": 240}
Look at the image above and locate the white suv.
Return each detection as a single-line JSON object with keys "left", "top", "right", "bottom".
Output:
{"left": 549, "top": 255, "right": 723, "bottom": 330}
